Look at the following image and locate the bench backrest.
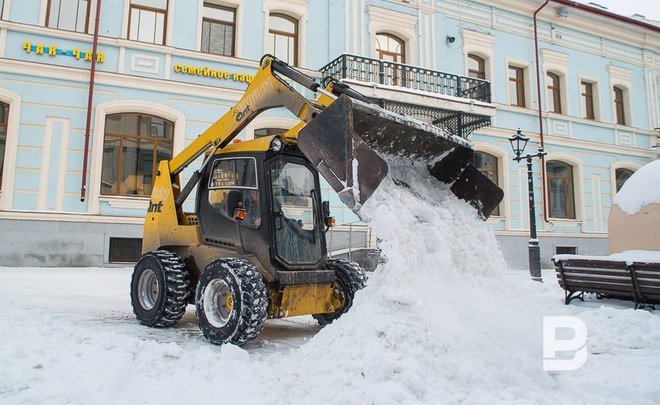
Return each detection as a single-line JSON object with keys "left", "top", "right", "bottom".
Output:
{"left": 555, "top": 259, "right": 635, "bottom": 299}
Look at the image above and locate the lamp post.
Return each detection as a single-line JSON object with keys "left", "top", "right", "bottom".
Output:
{"left": 509, "top": 129, "right": 547, "bottom": 282}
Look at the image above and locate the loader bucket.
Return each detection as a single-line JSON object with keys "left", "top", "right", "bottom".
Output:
{"left": 297, "top": 95, "right": 503, "bottom": 219}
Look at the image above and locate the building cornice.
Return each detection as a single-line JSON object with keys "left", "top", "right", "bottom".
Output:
{"left": 435, "top": 0, "right": 658, "bottom": 65}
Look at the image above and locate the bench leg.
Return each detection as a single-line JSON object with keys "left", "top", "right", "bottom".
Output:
{"left": 565, "top": 290, "right": 584, "bottom": 305}
{"left": 636, "top": 302, "right": 656, "bottom": 311}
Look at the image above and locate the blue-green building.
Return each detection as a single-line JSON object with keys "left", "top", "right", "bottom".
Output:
{"left": 0, "top": 0, "right": 657, "bottom": 267}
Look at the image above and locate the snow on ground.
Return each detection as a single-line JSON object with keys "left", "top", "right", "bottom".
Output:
{"left": 1, "top": 168, "right": 660, "bottom": 404}
{"left": 613, "top": 159, "right": 660, "bottom": 215}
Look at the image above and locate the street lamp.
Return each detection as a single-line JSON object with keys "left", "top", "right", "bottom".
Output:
{"left": 509, "top": 129, "right": 547, "bottom": 282}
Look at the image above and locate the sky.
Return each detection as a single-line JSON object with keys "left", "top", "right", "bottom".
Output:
{"left": 574, "top": 0, "right": 660, "bottom": 21}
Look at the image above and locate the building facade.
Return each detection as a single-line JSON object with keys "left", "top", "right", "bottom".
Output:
{"left": 0, "top": 0, "right": 658, "bottom": 267}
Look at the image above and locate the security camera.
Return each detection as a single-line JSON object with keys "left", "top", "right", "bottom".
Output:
{"left": 446, "top": 35, "right": 456, "bottom": 44}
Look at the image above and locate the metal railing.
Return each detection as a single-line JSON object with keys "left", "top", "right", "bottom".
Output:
{"left": 326, "top": 222, "right": 376, "bottom": 259}
{"left": 320, "top": 54, "right": 491, "bottom": 103}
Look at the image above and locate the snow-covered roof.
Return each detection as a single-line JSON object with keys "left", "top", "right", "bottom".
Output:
{"left": 613, "top": 159, "right": 660, "bottom": 215}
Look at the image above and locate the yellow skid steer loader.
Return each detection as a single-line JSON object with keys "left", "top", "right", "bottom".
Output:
{"left": 130, "top": 55, "right": 503, "bottom": 345}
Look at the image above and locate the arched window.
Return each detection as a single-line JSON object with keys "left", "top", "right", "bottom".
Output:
{"left": 615, "top": 168, "right": 634, "bottom": 192}
{"left": 254, "top": 128, "right": 287, "bottom": 138}
{"left": 0, "top": 101, "right": 8, "bottom": 190}
{"left": 375, "top": 33, "right": 405, "bottom": 63}
{"left": 101, "top": 113, "right": 174, "bottom": 196}
{"left": 474, "top": 151, "right": 499, "bottom": 216}
{"left": 547, "top": 72, "right": 562, "bottom": 114}
{"left": 547, "top": 161, "right": 576, "bottom": 219}
{"left": 467, "top": 54, "right": 485, "bottom": 79}
{"left": 268, "top": 13, "right": 298, "bottom": 66}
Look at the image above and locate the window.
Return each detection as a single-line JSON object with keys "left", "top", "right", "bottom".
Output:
{"left": 46, "top": 0, "right": 90, "bottom": 33}
{"left": 546, "top": 72, "right": 562, "bottom": 114}
{"left": 101, "top": 113, "right": 174, "bottom": 196}
{"left": 0, "top": 0, "right": 4, "bottom": 19}
{"left": 474, "top": 151, "right": 500, "bottom": 216}
{"left": 208, "top": 158, "right": 261, "bottom": 228}
{"left": 128, "top": 0, "right": 168, "bottom": 45}
{"left": 201, "top": 3, "right": 235, "bottom": 56}
{"left": 614, "top": 86, "right": 626, "bottom": 125}
{"left": 268, "top": 13, "right": 298, "bottom": 66}
{"left": 254, "top": 128, "right": 287, "bottom": 138}
{"left": 615, "top": 168, "right": 634, "bottom": 192}
{"left": 556, "top": 246, "right": 577, "bottom": 255}
{"left": 547, "top": 161, "right": 576, "bottom": 219}
{"left": 0, "top": 102, "right": 8, "bottom": 190}
{"left": 375, "top": 33, "right": 405, "bottom": 63}
{"left": 508, "top": 65, "right": 526, "bottom": 107}
{"left": 581, "top": 81, "right": 595, "bottom": 120}
{"left": 467, "top": 54, "right": 485, "bottom": 79}
{"left": 376, "top": 33, "right": 406, "bottom": 85}
{"left": 108, "top": 237, "right": 143, "bottom": 263}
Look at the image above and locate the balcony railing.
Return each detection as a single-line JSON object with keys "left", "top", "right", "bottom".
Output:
{"left": 320, "top": 54, "right": 491, "bottom": 103}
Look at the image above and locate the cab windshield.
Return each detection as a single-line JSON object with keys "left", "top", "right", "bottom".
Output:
{"left": 270, "top": 159, "right": 322, "bottom": 264}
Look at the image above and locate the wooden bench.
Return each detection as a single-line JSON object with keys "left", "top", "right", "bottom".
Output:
{"left": 552, "top": 257, "right": 660, "bottom": 310}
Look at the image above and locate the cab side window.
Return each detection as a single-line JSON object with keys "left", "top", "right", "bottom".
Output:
{"left": 208, "top": 158, "right": 261, "bottom": 228}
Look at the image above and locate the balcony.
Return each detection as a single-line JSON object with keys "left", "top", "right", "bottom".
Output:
{"left": 320, "top": 54, "right": 491, "bottom": 103}
{"left": 319, "top": 54, "right": 494, "bottom": 139}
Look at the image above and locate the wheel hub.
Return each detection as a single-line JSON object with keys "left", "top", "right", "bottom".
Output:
{"left": 203, "top": 279, "right": 234, "bottom": 328}
{"left": 137, "top": 268, "right": 159, "bottom": 311}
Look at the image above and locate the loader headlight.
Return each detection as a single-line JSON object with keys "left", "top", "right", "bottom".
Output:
{"left": 270, "top": 137, "right": 284, "bottom": 153}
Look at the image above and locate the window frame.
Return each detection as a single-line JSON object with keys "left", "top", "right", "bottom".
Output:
{"left": 580, "top": 80, "right": 595, "bottom": 120}
{"left": 208, "top": 157, "right": 259, "bottom": 190}
{"left": 268, "top": 13, "right": 298, "bottom": 66}
{"left": 613, "top": 85, "right": 626, "bottom": 125}
{"left": 0, "top": 101, "right": 9, "bottom": 191}
{"left": 546, "top": 72, "right": 562, "bottom": 114}
{"left": 45, "top": 0, "right": 91, "bottom": 34}
{"left": 508, "top": 64, "right": 526, "bottom": 108}
{"left": 375, "top": 32, "right": 406, "bottom": 64}
{"left": 101, "top": 112, "right": 174, "bottom": 197}
{"left": 614, "top": 167, "right": 634, "bottom": 193}
{"left": 546, "top": 160, "right": 577, "bottom": 220}
{"left": 610, "top": 162, "right": 640, "bottom": 199}
{"left": 467, "top": 54, "right": 486, "bottom": 80}
{"left": 200, "top": 2, "right": 236, "bottom": 57}
{"left": 127, "top": 1, "right": 169, "bottom": 46}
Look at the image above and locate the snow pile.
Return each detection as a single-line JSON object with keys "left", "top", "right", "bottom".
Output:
{"left": 270, "top": 166, "right": 555, "bottom": 403}
{"left": 613, "top": 159, "right": 660, "bottom": 215}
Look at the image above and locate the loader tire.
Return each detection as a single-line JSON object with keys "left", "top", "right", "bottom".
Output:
{"left": 195, "top": 258, "right": 268, "bottom": 346}
{"left": 313, "top": 259, "right": 367, "bottom": 326}
{"left": 131, "top": 250, "right": 190, "bottom": 327}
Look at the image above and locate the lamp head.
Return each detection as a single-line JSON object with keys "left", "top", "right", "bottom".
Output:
{"left": 509, "top": 129, "right": 530, "bottom": 159}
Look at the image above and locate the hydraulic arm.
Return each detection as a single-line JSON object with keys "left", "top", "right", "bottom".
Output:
{"left": 170, "top": 56, "right": 326, "bottom": 206}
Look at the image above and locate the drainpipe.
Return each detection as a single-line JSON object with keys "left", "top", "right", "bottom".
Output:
{"left": 533, "top": 0, "right": 549, "bottom": 222}
{"left": 81, "top": 0, "right": 102, "bottom": 202}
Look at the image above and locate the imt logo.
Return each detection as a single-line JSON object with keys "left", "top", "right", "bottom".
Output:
{"left": 543, "top": 316, "right": 588, "bottom": 371}
{"left": 148, "top": 200, "right": 163, "bottom": 213}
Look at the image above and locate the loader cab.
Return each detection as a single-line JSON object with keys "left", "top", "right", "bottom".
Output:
{"left": 196, "top": 148, "right": 327, "bottom": 272}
